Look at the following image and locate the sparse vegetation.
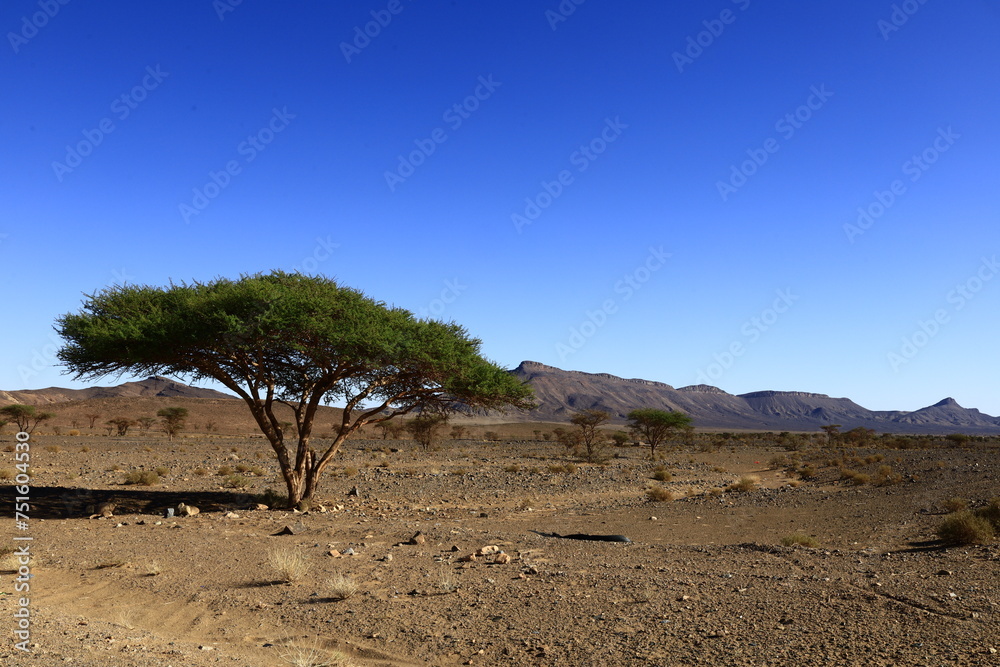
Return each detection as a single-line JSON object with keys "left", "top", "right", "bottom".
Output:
{"left": 647, "top": 486, "right": 675, "bottom": 502}
{"left": 123, "top": 470, "right": 160, "bottom": 486}
{"left": 781, "top": 532, "right": 820, "bottom": 548}
{"left": 937, "top": 511, "right": 996, "bottom": 545}
{"left": 224, "top": 474, "right": 251, "bottom": 489}
{"left": 651, "top": 466, "right": 672, "bottom": 482}
{"left": 270, "top": 547, "right": 310, "bottom": 583}
{"left": 727, "top": 476, "right": 759, "bottom": 493}
{"left": 327, "top": 573, "right": 359, "bottom": 600}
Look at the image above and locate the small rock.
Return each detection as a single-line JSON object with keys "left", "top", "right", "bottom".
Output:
{"left": 524, "top": 565, "right": 539, "bottom": 575}
{"left": 478, "top": 545, "right": 501, "bottom": 556}
{"left": 458, "top": 553, "right": 478, "bottom": 563}
{"left": 409, "top": 531, "right": 426, "bottom": 545}
{"left": 224, "top": 512, "right": 240, "bottom": 519}
{"left": 347, "top": 486, "right": 359, "bottom": 497}
{"left": 342, "top": 547, "right": 355, "bottom": 556}
{"left": 328, "top": 550, "right": 341, "bottom": 557}
{"left": 450, "top": 545, "right": 460, "bottom": 552}
{"left": 936, "top": 569, "right": 953, "bottom": 576}
{"left": 649, "top": 516, "right": 658, "bottom": 521}
{"left": 495, "top": 552, "right": 512, "bottom": 564}
{"left": 177, "top": 503, "right": 200, "bottom": 516}
{"left": 479, "top": 512, "right": 489, "bottom": 518}
{"left": 253, "top": 504, "right": 269, "bottom": 511}
{"left": 383, "top": 553, "right": 393, "bottom": 562}
{"left": 272, "top": 525, "right": 296, "bottom": 536}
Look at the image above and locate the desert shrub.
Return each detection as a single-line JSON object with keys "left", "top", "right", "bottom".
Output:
{"left": 651, "top": 466, "right": 672, "bottom": 482}
{"left": 343, "top": 467, "right": 358, "bottom": 477}
{"left": 937, "top": 511, "right": 996, "bottom": 545}
{"left": 647, "top": 486, "right": 675, "bottom": 502}
{"left": 873, "top": 465, "right": 902, "bottom": 486}
{"left": 504, "top": 464, "right": 520, "bottom": 473}
{"left": 0, "top": 469, "right": 14, "bottom": 480}
{"left": 44, "top": 445, "right": 61, "bottom": 453}
{"left": 68, "top": 429, "right": 81, "bottom": 436}
{"left": 707, "top": 487, "right": 724, "bottom": 497}
{"left": 327, "top": 573, "right": 358, "bottom": 600}
{"left": 80, "top": 446, "right": 90, "bottom": 453}
{"left": 563, "top": 463, "right": 577, "bottom": 474}
{"left": 269, "top": 547, "right": 310, "bottom": 583}
{"left": 840, "top": 469, "right": 870, "bottom": 485}
{"left": 123, "top": 470, "right": 159, "bottom": 486}
{"left": 942, "top": 497, "right": 968, "bottom": 512}
{"left": 781, "top": 532, "right": 819, "bottom": 548}
{"left": 768, "top": 455, "right": 789, "bottom": 469}
{"left": 727, "top": 476, "right": 759, "bottom": 493}
{"left": 154, "top": 466, "right": 169, "bottom": 477}
{"left": 798, "top": 466, "right": 816, "bottom": 479}
{"left": 193, "top": 468, "right": 208, "bottom": 477}
{"left": 235, "top": 463, "right": 251, "bottom": 473}
{"left": 224, "top": 474, "right": 250, "bottom": 489}
{"left": 975, "top": 498, "right": 1000, "bottom": 529}
{"left": 216, "top": 466, "right": 234, "bottom": 476}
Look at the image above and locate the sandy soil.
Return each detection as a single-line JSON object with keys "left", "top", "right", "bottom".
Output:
{"left": 1, "top": 433, "right": 998, "bottom": 666}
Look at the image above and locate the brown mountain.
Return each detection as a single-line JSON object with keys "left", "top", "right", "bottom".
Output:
{"left": 510, "top": 361, "right": 1000, "bottom": 434}
{"left": 0, "top": 376, "right": 232, "bottom": 406}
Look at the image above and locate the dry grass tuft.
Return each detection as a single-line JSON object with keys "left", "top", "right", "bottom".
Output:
{"left": 327, "top": 573, "right": 358, "bottom": 600}
{"left": 942, "top": 497, "right": 968, "bottom": 512}
{"left": 781, "top": 532, "right": 819, "bottom": 548}
{"left": 270, "top": 548, "right": 310, "bottom": 583}
{"left": 727, "top": 476, "right": 759, "bottom": 493}
{"left": 123, "top": 470, "right": 159, "bottom": 486}
{"left": 937, "top": 511, "right": 995, "bottom": 545}
{"left": 647, "top": 486, "right": 675, "bottom": 502}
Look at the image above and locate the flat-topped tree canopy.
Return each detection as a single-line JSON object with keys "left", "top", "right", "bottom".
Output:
{"left": 56, "top": 271, "right": 535, "bottom": 506}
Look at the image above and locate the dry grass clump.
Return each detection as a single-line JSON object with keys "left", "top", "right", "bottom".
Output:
{"left": 327, "top": 573, "right": 359, "bottom": 600}
{"left": 942, "top": 497, "right": 968, "bottom": 512}
{"left": 270, "top": 547, "right": 310, "bottom": 583}
{"left": 68, "top": 429, "right": 81, "bottom": 436}
{"left": 727, "top": 475, "right": 759, "bottom": 493}
{"left": 279, "top": 643, "right": 354, "bottom": 667}
{"left": 781, "top": 532, "right": 820, "bottom": 548}
{"left": 44, "top": 445, "right": 61, "bottom": 453}
{"left": 707, "top": 487, "right": 724, "bottom": 497}
{"left": 647, "top": 486, "right": 675, "bottom": 502}
{"left": 840, "top": 469, "right": 870, "bottom": 486}
{"left": 217, "top": 465, "right": 234, "bottom": 476}
{"left": 651, "top": 466, "right": 672, "bottom": 482}
{"left": 154, "top": 466, "right": 169, "bottom": 477}
{"left": 123, "top": 470, "right": 159, "bottom": 486}
{"left": 193, "top": 468, "right": 208, "bottom": 477}
{"left": 548, "top": 463, "right": 577, "bottom": 474}
{"left": 0, "top": 468, "right": 14, "bottom": 481}
{"left": 937, "top": 511, "right": 995, "bottom": 545}
{"left": 224, "top": 474, "right": 250, "bottom": 489}
{"left": 873, "top": 465, "right": 902, "bottom": 486}
{"left": 503, "top": 464, "right": 520, "bottom": 473}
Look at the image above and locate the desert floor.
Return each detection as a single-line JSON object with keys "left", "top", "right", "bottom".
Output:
{"left": 1, "top": 433, "right": 998, "bottom": 666}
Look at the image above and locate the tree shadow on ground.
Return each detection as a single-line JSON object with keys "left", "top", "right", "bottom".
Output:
{"left": 0, "top": 484, "right": 260, "bottom": 520}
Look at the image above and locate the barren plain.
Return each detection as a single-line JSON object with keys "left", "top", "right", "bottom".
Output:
{"left": 2, "top": 427, "right": 999, "bottom": 666}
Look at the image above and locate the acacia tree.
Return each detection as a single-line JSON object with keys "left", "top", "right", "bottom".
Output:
{"left": 84, "top": 412, "right": 102, "bottom": 429}
{"left": 0, "top": 405, "right": 55, "bottom": 434}
{"left": 405, "top": 413, "right": 448, "bottom": 451}
{"left": 626, "top": 408, "right": 693, "bottom": 459}
{"left": 157, "top": 407, "right": 188, "bottom": 440}
{"left": 107, "top": 417, "right": 136, "bottom": 437}
{"left": 570, "top": 409, "right": 610, "bottom": 462}
{"left": 56, "top": 271, "right": 534, "bottom": 507}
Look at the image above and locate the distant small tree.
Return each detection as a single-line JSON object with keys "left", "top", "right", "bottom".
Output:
{"left": 136, "top": 416, "right": 156, "bottom": 433}
{"left": 611, "top": 431, "right": 630, "bottom": 447}
{"left": 107, "top": 417, "right": 136, "bottom": 437}
{"left": 157, "top": 407, "right": 188, "bottom": 441}
{"left": 821, "top": 424, "right": 842, "bottom": 446}
{"left": 843, "top": 426, "right": 875, "bottom": 447}
{"left": 406, "top": 414, "right": 448, "bottom": 451}
{"left": 450, "top": 425, "right": 466, "bottom": 440}
{"left": 0, "top": 405, "right": 55, "bottom": 434}
{"left": 570, "top": 409, "right": 611, "bottom": 462}
{"left": 84, "top": 412, "right": 102, "bottom": 429}
{"left": 627, "top": 409, "right": 692, "bottom": 459}
{"left": 375, "top": 421, "right": 395, "bottom": 440}
{"left": 945, "top": 433, "right": 970, "bottom": 447}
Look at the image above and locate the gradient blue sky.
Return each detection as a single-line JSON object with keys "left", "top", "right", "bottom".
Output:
{"left": 4, "top": 1, "right": 999, "bottom": 417}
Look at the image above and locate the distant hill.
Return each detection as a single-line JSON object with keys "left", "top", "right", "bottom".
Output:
{"left": 510, "top": 361, "right": 1000, "bottom": 434}
{"left": 0, "top": 376, "right": 232, "bottom": 406}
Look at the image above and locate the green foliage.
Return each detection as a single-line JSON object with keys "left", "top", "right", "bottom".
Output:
{"left": 627, "top": 409, "right": 692, "bottom": 458}
{"left": 0, "top": 405, "right": 55, "bottom": 434}
{"left": 157, "top": 407, "right": 188, "bottom": 440}
{"left": 56, "top": 271, "right": 534, "bottom": 507}
{"left": 107, "top": 417, "right": 136, "bottom": 437}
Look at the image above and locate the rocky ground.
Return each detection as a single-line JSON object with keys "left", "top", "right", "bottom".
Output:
{"left": 1, "top": 433, "right": 998, "bottom": 666}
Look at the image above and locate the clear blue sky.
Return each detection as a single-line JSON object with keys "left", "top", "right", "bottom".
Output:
{"left": 3, "top": 1, "right": 999, "bottom": 416}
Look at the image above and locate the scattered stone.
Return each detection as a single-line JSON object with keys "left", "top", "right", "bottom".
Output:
{"left": 343, "top": 547, "right": 355, "bottom": 556}
{"left": 458, "top": 553, "right": 478, "bottom": 563}
{"left": 478, "top": 545, "right": 500, "bottom": 556}
{"left": 272, "top": 525, "right": 296, "bottom": 536}
{"left": 409, "top": 531, "right": 426, "bottom": 545}
{"left": 450, "top": 545, "right": 460, "bottom": 552}
{"left": 383, "top": 553, "right": 393, "bottom": 562}
{"left": 936, "top": 569, "right": 953, "bottom": 576}
{"left": 347, "top": 486, "right": 360, "bottom": 497}
{"left": 479, "top": 512, "right": 489, "bottom": 518}
{"left": 649, "top": 516, "right": 658, "bottom": 521}
{"left": 253, "top": 504, "right": 269, "bottom": 511}
{"left": 524, "top": 565, "right": 539, "bottom": 575}
{"left": 495, "top": 552, "right": 512, "bottom": 564}
{"left": 224, "top": 512, "right": 240, "bottom": 519}
{"left": 328, "top": 550, "right": 341, "bottom": 557}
